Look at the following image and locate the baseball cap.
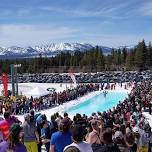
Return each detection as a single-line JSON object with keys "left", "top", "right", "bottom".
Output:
{"left": 114, "top": 131, "right": 123, "bottom": 139}
{"left": 133, "top": 127, "right": 140, "bottom": 133}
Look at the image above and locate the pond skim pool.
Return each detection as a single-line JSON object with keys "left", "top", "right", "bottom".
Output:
{"left": 67, "top": 91, "right": 128, "bottom": 116}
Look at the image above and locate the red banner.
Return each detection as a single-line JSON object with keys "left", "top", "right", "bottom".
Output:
{"left": 1, "top": 73, "right": 8, "bottom": 97}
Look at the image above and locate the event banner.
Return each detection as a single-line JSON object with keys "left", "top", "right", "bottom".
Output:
{"left": 1, "top": 73, "right": 8, "bottom": 97}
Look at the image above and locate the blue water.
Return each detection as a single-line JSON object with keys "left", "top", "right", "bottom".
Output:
{"left": 67, "top": 91, "right": 128, "bottom": 116}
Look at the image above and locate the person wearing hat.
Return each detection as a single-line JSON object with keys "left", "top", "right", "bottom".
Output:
{"left": 125, "top": 132, "right": 137, "bottom": 152}
{"left": 49, "top": 117, "right": 72, "bottom": 152}
{"left": 64, "top": 124, "right": 93, "bottom": 152}
{"left": 113, "top": 131, "right": 128, "bottom": 152}
{"left": 132, "top": 126, "right": 141, "bottom": 150}
{"left": 0, "top": 123, "right": 27, "bottom": 152}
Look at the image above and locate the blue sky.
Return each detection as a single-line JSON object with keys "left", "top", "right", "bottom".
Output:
{"left": 0, "top": 0, "right": 152, "bottom": 47}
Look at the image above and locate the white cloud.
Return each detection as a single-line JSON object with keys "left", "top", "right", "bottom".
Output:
{"left": 139, "top": 1, "right": 152, "bottom": 16}
{"left": 80, "top": 33, "right": 152, "bottom": 47}
{"left": 0, "top": 24, "right": 78, "bottom": 46}
{"left": 0, "top": 24, "right": 150, "bottom": 48}
{"left": 40, "top": 3, "right": 129, "bottom": 18}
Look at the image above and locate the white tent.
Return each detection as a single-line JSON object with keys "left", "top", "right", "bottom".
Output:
{"left": 24, "top": 87, "right": 50, "bottom": 97}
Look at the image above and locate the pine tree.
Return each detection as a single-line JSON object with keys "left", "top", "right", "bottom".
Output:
{"left": 96, "top": 47, "right": 102, "bottom": 71}
{"left": 122, "top": 48, "right": 127, "bottom": 65}
{"left": 117, "top": 49, "right": 122, "bottom": 65}
{"left": 146, "top": 42, "right": 152, "bottom": 66}
{"left": 126, "top": 50, "right": 135, "bottom": 69}
{"left": 135, "top": 40, "right": 146, "bottom": 67}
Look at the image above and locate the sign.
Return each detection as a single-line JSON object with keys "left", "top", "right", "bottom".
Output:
{"left": 47, "top": 88, "right": 56, "bottom": 92}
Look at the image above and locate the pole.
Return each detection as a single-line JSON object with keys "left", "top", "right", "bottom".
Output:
{"left": 11, "top": 64, "right": 15, "bottom": 96}
{"left": 15, "top": 67, "right": 18, "bottom": 96}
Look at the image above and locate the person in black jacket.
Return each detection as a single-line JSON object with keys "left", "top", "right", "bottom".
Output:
{"left": 100, "top": 128, "right": 120, "bottom": 152}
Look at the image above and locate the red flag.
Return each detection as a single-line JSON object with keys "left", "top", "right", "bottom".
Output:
{"left": 1, "top": 73, "right": 8, "bottom": 97}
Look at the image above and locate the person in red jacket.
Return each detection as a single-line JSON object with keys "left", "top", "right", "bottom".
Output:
{"left": 0, "top": 111, "right": 21, "bottom": 141}
{"left": 0, "top": 119, "right": 9, "bottom": 140}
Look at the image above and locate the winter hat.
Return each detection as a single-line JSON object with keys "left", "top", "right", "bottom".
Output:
{"left": 114, "top": 131, "right": 123, "bottom": 139}
{"left": 133, "top": 127, "right": 140, "bottom": 133}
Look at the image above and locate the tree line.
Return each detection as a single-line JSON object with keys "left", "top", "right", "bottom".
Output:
{"left": 0, "top": 40, "right": 152, "bottom": 73}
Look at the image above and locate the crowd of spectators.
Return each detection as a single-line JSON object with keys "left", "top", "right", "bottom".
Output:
{"left": 0, "top": 84, "right": 99, "bottom": 115}
{"left": 0, "top": 81, "right": 152, "bottom": 152}
{"left": 2, "top": 70, "right": 152, "bottom": 84}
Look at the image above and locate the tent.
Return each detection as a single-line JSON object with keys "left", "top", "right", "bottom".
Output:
{"left": 24, "top": 87, "right": 50, "bottom": 98}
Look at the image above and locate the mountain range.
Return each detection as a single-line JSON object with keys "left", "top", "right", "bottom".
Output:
{"left": 0, "top": 43, "right": 128, "bottom": 59}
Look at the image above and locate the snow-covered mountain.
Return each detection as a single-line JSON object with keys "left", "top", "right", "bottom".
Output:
{"left": 0, "top": 43, "right": 112, "bottom": 59}
{"left": 118, "top": 45, "right": 135, "bottom": 50}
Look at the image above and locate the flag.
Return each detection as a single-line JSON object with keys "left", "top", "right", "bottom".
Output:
{"left": 1, "top": 73, "right": 8, "bottom": 97}
{"left": 68, "top": 69, "right": 77, "bottom": 85}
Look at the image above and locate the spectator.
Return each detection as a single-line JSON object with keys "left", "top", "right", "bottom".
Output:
{"left": 86, "top": 119, "right": 103, "bottom": 145}
{"left": 41, "top": 120, "right": 51, "bottom": 152}
{"left": 132, "top": 126, "right": 141, "bottom": 149}
{"left": 0, "top": 123, "right": 27, "bottom": 152}
{"left": 139, "top": 123, "right": 152, "bottom": 152}
{"left": 0, "top": 117, "right": 9, "bottom": 140}
{"left": 100, "top": 128, "right": 120, "bottom": 152}
{"left": 4, "top": 111, "right": 21, "bottom": 127}
{"left": 23, "top": 113, "right": 39, "bottom": 152}
{"left": 49, "top": 117, "right": 72, "bottom": 152}
{"left": 50, "top": 115, "right": 58, "bottom": 136}
{"left": 125, "top": 132, "right": 137, "bottom": 152}
{"left": 64, "top": 124, "right": 93, "bottom": 152}
{"left": 55, "top": 112, "right": 62, "bottom": 126}
{"left": 41, "top": 115, "right": 58, "bottom": 152}
{"left": 36, "top": 114, "right": 47, "bottom": 152}
{"left": 113, "top": 131, "right": 128, "bottom": 152}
